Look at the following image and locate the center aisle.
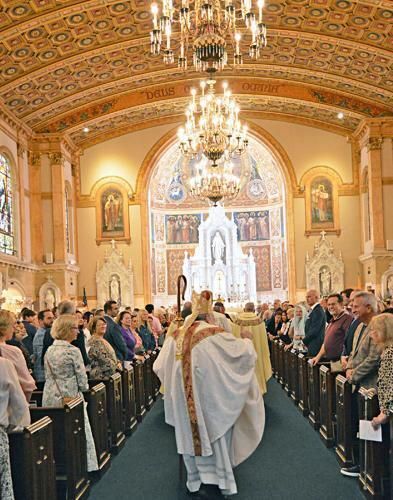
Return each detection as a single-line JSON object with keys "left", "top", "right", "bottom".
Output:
{"left": 90, "top": 379, "right": 364, "bottom": 500}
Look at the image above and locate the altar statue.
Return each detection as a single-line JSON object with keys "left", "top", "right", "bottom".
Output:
{"left": 110, "top": 276, "right": 120, "bottom": 303}
{"left": 212, "top": 231, "right": 225, "bottom": 261}
{"left": 44, "top": 289, "right": 55, "bottom": 310}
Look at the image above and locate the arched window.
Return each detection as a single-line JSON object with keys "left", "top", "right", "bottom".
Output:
{"left": 0, "top": 153, "right": 15, "bottom": 255}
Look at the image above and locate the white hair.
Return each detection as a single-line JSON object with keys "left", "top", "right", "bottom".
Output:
{"left": 354, "top": 291, "right": 378, "bottom": 313}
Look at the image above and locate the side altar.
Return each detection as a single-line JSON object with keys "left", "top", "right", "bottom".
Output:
{"left": 183, "top": 205, "right": 257, "bottom": 303}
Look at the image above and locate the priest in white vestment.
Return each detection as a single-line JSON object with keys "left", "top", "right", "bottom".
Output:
{"left": 153, "top": 290, "right": 265, "bottom": 497}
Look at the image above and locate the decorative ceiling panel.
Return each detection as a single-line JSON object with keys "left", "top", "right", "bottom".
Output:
{"left": 0, "top": 0, "right": 392, "bottom": 140}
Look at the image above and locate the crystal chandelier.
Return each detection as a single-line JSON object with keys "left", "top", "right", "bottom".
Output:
{"left": 177, "top": 79, "right": 248, "bottom": 167}
{"left": 150, "top": 0, "right": 267, "bottom": 72}
{"left": 188, "top": 158, "right": 241, "bottom": 205}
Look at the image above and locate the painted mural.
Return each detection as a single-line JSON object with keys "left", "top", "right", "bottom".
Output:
{"left": 165, "top": 214, "right": 200, "bottom": 244}
{"left": 101, "top": 187, "right": 124, "bottom": 237}
{"left": 311, "top": 177, "right": 333, "bottom": 227}
{"left": 234, "top": 211, "right": 270, "bottom": 241}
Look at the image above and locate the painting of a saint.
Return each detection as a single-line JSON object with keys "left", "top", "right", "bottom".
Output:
{"left": 165, "top": 214, "right": 200, "bottom": 244}
{"left": 234, "top": 211, "right": 270, "bottom": 241}
{"left": 101, "top": 188, "right": 124, "bottom": 237}
{"left": 311, "top": 178, "right": 333, "bottom": 226}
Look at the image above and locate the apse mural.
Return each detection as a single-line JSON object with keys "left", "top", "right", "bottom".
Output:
{"left": 311, "top": 177, "right": 333, "bottom": 226}
{"left": 148, "top": 135, "right": 288, "bottom": 304}
{"left": 101, "top": 187, "right": 124, "bottom": 236}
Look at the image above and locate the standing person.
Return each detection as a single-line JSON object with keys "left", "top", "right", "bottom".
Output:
{"left": 303, "top": 289, "right": 326, "bottom": 357}
{"left": 117, "top": 310, "right": 139, "bottom": 362}
{"left": 340, "top": 292, "right": 381, "bottom": 478}
{"left": 0, "top": 311, "right": 36, "bottom": 402}
{"left": 311, "top": 294, "right": 353, "bottom": 365}
{"left": 88, "top": 317, "right": 119, "bottom": 380}
{"left": 232, "top": 302, "right": 272, "bottom": 394}
{"left": 103, "top": 300, "right": 127, "bottom": 362}
{"left": 137, "top": 310, "right": 156, "bottom": 352}
{"left": 145, "top": 303, "right": 162, "bottom": 339}
{"left": 153, "top": 290, "right": 265, "bottom": 498}
{"left": 21, "top": 309, "right": 37, "bottom": 355}
{"left": 43, "top": 315, "right": 98, "bottom": 472}
{"left": 340, "top": 289, "right": 361, "bottom": 370}
{"left": 0, "top": 356, "right": 31, "bottom": 500}
{"left": 369, "top": 313, "right": 393, "bottom": 429}
{"left": 32, "top": 309, "right": 55, "bottom": 384}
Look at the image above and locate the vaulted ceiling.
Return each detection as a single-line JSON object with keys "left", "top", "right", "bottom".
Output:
{"left": 1, "top": 0, "right": 392, "bottom": 149}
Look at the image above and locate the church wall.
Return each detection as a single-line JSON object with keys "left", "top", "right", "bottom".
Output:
{"left": 76, "top": 204, "right": 145, "bottom": 308}
{"left": 80, "top": 123, "right": 175, "bottom": 195}
{"left": 252, "top": 120, "right": 353, "bottom": 183}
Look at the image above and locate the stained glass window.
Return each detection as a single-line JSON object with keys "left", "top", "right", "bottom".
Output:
{"left": 0, "top": 153, "right": 15, "bottom": 255}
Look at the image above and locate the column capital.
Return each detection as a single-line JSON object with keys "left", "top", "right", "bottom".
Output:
{"left": 48, "top": 152, "right": 64, "bottom": 165}
{"left": 367, "top": 137, "right": 383, "bottom": 152}
{"left": 28, "top": 151, "right": 41, "bottom": 166}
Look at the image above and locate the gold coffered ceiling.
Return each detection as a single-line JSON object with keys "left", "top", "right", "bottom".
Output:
{"left": 0, "top": 0, "right": 392, "bottom": 147}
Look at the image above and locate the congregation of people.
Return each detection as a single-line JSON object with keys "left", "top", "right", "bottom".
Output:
{"left": 0, "top": 300, "right": 168, "bottom": 500}
{"left": 1, "top": 285, "right": 393, "bottom": 499}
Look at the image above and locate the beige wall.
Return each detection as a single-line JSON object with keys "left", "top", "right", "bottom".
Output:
{"left": 78, "top": 119, "right": 364, "bottom": 302}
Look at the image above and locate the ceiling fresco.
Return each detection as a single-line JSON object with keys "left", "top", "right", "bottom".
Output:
{"left": 0, "top": 0, "right": 392, "bottom": 147}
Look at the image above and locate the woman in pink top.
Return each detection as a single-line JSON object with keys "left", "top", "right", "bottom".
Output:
{"left": 0, "top": 310, "right": 36, "bottom": 401}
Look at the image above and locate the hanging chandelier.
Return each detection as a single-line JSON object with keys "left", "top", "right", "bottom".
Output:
{"left": 177, "top": 79, "right": 248, "bottom": 167}
{"left": 188, "top": 158, "right": 241, "bottom": 205}
{"left": 150, "top": 0, "right": 267, "bottom": 72}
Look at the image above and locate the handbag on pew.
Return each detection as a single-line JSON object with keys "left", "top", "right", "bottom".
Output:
{"left": 45, "top": 359, "right": 75, "bottom": 406}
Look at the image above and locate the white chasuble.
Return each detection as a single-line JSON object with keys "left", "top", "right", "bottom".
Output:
{"left": 153, "top": 320, "right": 265, "bottom": 495}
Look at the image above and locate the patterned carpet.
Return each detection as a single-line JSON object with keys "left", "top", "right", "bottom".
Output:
{"left": 89, "top": 379, "right": 365, "bottom": 499}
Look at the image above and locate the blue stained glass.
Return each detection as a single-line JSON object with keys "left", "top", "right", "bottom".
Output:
{"left": 0, "top": 154, "right": 15, "bottom": 255}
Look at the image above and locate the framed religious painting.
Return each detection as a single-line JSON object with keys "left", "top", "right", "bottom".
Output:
{"left": 304, "top": 172, "right": 340, "bottom": 236}
{"left": 96, "top": 184, "right": 130, "bottom": 244}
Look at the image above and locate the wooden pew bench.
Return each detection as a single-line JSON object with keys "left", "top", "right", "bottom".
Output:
{"left": 84, "top": 382, "right": 111, "bottom": 476}
{"left": 89, "top": 372, "right": 125, "bottom": 454}
{"left": 29, "top": 396, "right": 90, "bottom": 500}
{"left": 9, "top": 416, "right": 56, "bottom": 500}
{"left": 297, "top": 353, "right": 309, "bottom": 417}
{"left": 335, "top": 374, "right": 353, "bottom": 467}
{"left": 319, "top": 365, "right": 340, "bottom": 448}
{"left": 288, "top": 349, "right": 299, "bottom": 404}
{"left": 143, "top": 354, "right": 154, "bottom": 410}
{"left": 358, "top": 388, "right": 390, "bottom": 499}
{"left": 133, "top": 359, "right": 146, "bottom": 422}
{"left": 120, "top": 365, "right": 137, "bottom": 436}
{"left": 308, "top": 361, "right": 330, "bottom": 430}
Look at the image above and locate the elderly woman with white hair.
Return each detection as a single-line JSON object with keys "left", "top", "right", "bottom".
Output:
{"left": 284, "top": 303, "right": 307, "bottom": 351}
{"left": 43, "top": 314, "right": 98, "bottom": 472}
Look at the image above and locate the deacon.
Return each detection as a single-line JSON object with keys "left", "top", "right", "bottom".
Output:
{"left": 232, "top": 302, "right": 272, "bottom": 394}
{"left": 154, "top": 290, "right": 264, "bottom": 498}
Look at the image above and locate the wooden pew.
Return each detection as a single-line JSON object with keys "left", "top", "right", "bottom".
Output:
{"left": 319, "top": 364, "right": 338, "bottom": 448}
{"left": 308, "top": 361, "right": 328, "bottom": 430}
{"left": 277, "top": 341, "right": 285, "bottom": 386}
{"left": 9, "top": 417, "right": 56, "bottom": 500}
{"left": 150, "top": 349, "right": 161, "bottom": 399}
{"left": 297, "top": 353, "right": 309, "bottom": 417}
{"left": 335, "top": 374, "right": 353, "bottom": 467}
{"left": 133, "top": 359, "right": 147, "bottom": 422}
{"left": 288, "top": 349, "right": 299, "bottom": 404}
{"left": 270, "top": 339, "right": 277, "bottom": 377}
{"left": 358, "top": 388, "right": 390, "bottom": 499}
{"left": 121, "top": 365, "right": 137, "bottom": 435}
{"left": 143, "top": 354, "right": 154, "bottom": 410}
{"left": 89, "top": 373, "right": 125, "bottom": 454}
{"left": 30, "top": 396, "right": 90, "bottom": 500}
{"left": 283, "top": 345, "right": 290, "bottom": 394}
{"left": 84, "top": 382, "right": 111, "bottom": 476}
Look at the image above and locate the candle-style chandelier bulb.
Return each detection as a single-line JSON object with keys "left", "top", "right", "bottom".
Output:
{"left": 150, "top": 0, "right": 267, "bottom": 72}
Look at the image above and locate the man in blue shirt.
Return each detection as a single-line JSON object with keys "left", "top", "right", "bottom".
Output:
{"left": 32, "top": 309, "right": 55, "bottom": 383}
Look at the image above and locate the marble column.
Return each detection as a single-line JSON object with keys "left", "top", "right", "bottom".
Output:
{"left": 49, "top": 152, "right": 67, "bottom": 263}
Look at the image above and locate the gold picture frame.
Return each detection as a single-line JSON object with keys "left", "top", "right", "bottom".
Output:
{"left": 302, "top": 167, "right": 341, "bottom": 236}
{"left": 96, "top": 183, "right": 130, "bottom": 244}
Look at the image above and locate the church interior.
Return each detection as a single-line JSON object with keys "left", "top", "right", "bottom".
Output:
{"left": 1, "top": 0, "right": 393, "bottom": 499}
